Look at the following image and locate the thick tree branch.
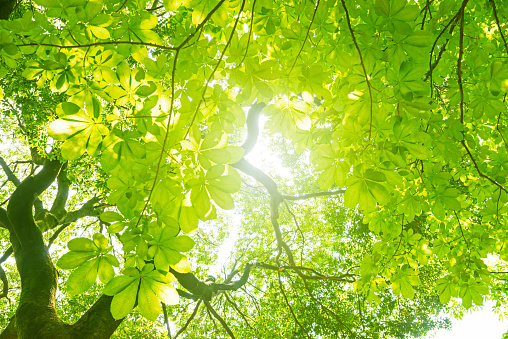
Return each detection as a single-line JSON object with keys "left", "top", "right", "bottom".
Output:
{"left": 49, "top": 165, "right": 70, "bottom": 220}
{"left": 0, "top": 0, "right": 16, "bottom": 20}
{"left": 0, "top": 247, "right": 13, "bottom": 302}
{"left": 242, "top": 102, "right": 266, "bottom": 154}
{"left": 0, "top": 265, "right": 9, "bottom": 302}
{"left": 170, "top": 263, "right": 253, "bottom": 302}
{"left": 0, "top": 316, "right": 16, "bottom": 339}
{"left": 63, "top": 197, "right": 101, "bottom": 224}
{"left": 70, "top": 295, "right": 123, "bottom": 339}
{"left": 4, "top": 159, "right": 67, "bottom": 338}
{"left": 7, "top": 160, "right": 62, "bottom": 248}
{"left": 0, "top": 208, "right": 10, "bottom": 229}
{"left": 0, "top": 157, "right": 20, "bottom": 187}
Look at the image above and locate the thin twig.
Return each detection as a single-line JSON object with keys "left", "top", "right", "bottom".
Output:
{"left": 340, "top": 0, "right": 374, "bottom": 139}
{"left": 203, "top": 300, "right": 236, "bottom": 339}
{"left": 185, "top": 0, "right": 246, "bottom": 139}
{"left": 288, "top": 0, "right": 321, "bottom": 75}
{"left": 283, "top": 189, "right": 345, "bottom": 200}
{"left": 174, "top": 300, "right": 202, "bottom": 339}
{"left": 17, "top": 40, "right": 176, "bottom": 51}
{"left": 162, "top": 303, "right": 172, "bottom": 338}
{"left": 237, "top": 0, "right": 258, "bottom": 68}
{"left": 490, "top": 0, "right": 508, "bottom": 55}
{"left": 277, "top": 271, "right": 310, "bottom": 338}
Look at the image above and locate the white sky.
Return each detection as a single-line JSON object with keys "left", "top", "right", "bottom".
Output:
{"left": 428, "top": 301, "right": 508, "bottom": 339}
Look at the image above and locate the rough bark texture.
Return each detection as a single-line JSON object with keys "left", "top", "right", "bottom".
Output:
{"left": 69, "top": 295, "right": 123, "bottom": 339}
{"left": 0, "top": 0, "right": 15, "bottom": 20}
{"left": 0, "top": 158, "right": 124, "bottom": 338}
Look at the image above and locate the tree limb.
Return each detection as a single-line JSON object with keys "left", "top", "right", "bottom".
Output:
{"left": 253, "top": 262, "right": 355, "bottom": 283}
{"left": 0, "top": 208, "right": 10, "bottom": 229}
{"left": 70, "top": 295, "right": 124, "bottom": 339}
{"left": 7, "top": 159, "right": 62, "bottom": 248}
{"left": 0, "top": 157, "right": 20, "bottom": 187}
{"left": 203, "top": 300, "right": 235, "bottom": 339}
{"left": 282, "top": 189, "right": 345, "bottom": 200}
{"left": 242, "top": 102, "right": 266, "bottom": 155}
{"left": 49, "top": 165, "right": 70, "bottom": 221}
{"left": 174, "top": 300, "right": 202, "bottom": 339}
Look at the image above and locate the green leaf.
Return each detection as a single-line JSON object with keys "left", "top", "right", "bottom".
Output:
{"left": 151, "top": 281, "right": 179, "bottom": 305}
{"left": 164, "top": 236, "right": 195, "bottom": 252}
{"left": 98, "top": 258, "right": 115, "bottom": 284}
{"left": 138, "top": 280, "right": 161, "bottom": 321}
{"left": 100, "top": 211, "right": 124, "bottom": 223}
{"left": 57, "top": 251, "right": 97, "bottom": 269}
{"left": 68, "top": 238, "right": 98, "bottom": 252}
{"left": 66, "top": 258, "right": 100, "bottom": 295}
{"left": 93, "top": 233, "right": 109, "bottom": 250}
{"left": 104, "top": 275, "right": 139, "bottom": 295}
{"left": 110, "top": 279, "right": 139, "bottom": 320}
{"left": 179, "top": 206, "right": 199, "bottom": 234}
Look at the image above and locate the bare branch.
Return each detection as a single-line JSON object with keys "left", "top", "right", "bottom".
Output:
{"left": 162, "top": 302, "right": 172, "bottom": 338}
{"left": 0, "top": 157, "right": 20, "bottom": 186}
{"left": 223, "top": 293, "right": 252, "bottom": 329}
{"left": 283, "top": 189, "right": 345, "bottom": 200}
{"left": 288, "top": 0, "right": 321, "bottom": 75}
{"left": 242, "top": 102, "right": 266, "bottom": 154}
{"left": 185, "top": 0, "right": 246, "bottom": 139}
{"left": 490, "top": 0, "right": 508, "bottom": 55}
{"left": 427, "top": 0, "right": 469, "bottom": 96}
{"left": 50, "top": 165, "right": 70, "bottom": 220}
{"left": 301, "top": 278, "right": 356, "bottom": 338}
{"left": 253, "top": 262, "right": 355, "bottom": 283}
{"left": 237, "top": 0, "right": 258, "bottom": 67}
{"left": 174, "top": 300, "right": 202, "bottom": 339}
{"left": 203, "top": 300, "right": 236, "bottom": 339}
{"left": 340, "top": 0, "right": 374, "bottom": 139}
{"left": 277, "top": 271, "right": 310, "bottom": 338}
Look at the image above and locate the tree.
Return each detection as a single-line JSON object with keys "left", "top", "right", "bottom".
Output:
{"left": 0, "top": 0, "right": 507, "bottom": 337}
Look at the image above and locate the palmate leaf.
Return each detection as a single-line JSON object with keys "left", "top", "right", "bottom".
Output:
{"left": 138, "top": 280, "right": 161, "bottom": 321}
{"left": 189, "top": 165, "right": 241, "bottom": 218}
{"left": 57, "top": 251, "right": 97, "bottom": 269}
{"left": 147, "top": 226, "right": 194, "bottom": 271}
{"left": 311, "top": 144, "right": 349, "bottom": 189}
{"left": 48, "top": 109, "right": 109, "bottom": 160}
{"left": 109, "top": 279, "right": 139, "bottom": 320}
{"left": 105, "top": 266, "right": 179, "bottom": 321}
{"left": 264, "top": 98, "right": 312, "bottom": 139}
{"left": 344, "top": 168, "right": 391, "bottom": 211}
{"left": 66, "top": 258, "right": 100, "bottom": 295}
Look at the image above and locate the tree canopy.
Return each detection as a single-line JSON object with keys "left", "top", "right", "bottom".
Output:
{"left": 0, "top": 0, "right": 508, "bottom": 338}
